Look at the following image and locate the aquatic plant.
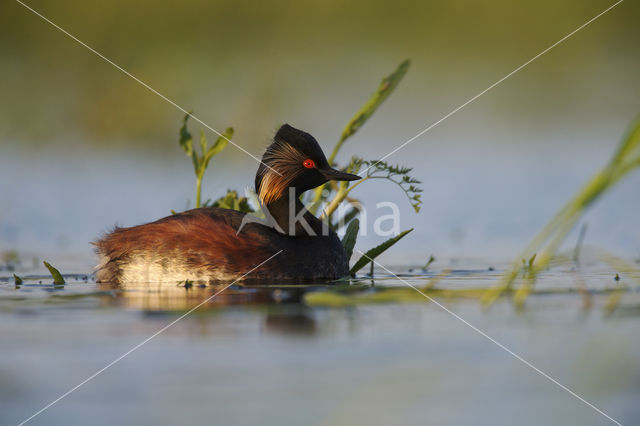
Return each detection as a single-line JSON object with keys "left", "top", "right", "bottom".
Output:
{"left": 305, "top": 60, "right": 420, "bottom": 220}
{"left": 211, "top": 189, "right": 254, "bottom": 213}
{"left": 320, "top": 158, "right": 422, "bottom": 220}
{"left": 299, "top": 60, "right": 418, "bottom": 274}
{"left": 179, "top": 114, "right": 234, "bottom": 208}
{"left": 422, "top": 255, "right": 436, "bottom": 271}
{"left": 340, "top": 218, "right": 360, "bottom": 263}
{"left": 482, "top": 117, "right": 640, "bottom": 307}
{"left": 43, "top": 261, "right": 65, "bottom": 285}
{"left": 349, "top": 229, "right": 413, "bottom": 275}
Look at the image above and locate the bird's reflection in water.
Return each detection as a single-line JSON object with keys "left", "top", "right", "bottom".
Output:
{"left": 96, "top": 281, "right": 320, "bottom": 336}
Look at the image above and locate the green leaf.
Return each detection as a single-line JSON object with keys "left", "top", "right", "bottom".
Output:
{"left": 179, "top": 113, "right": 193, "bottom": 157}
{"left": 203, "top": 127, "right": 232, "bottom": 170}
{"left": 328, "top": 59, "right": 410, "bottom": 164}
{"left": 340, "top": 219, "right": 360, "bottom": 262}
{"left": 43, "top": 261, "right": 65, "bottom": 285}
{"left": 304, "top": 291, "right": 356, "bottom": 307}
{"left": 610, "top": 116, "right": 640, "bottom": 166}
{"left": 423, "top": 255, "right": 435, "bottom": 270}
{"left": 199, "top": 129, "right": 208, "bottom": 157}
{"left": 332, "top": 205, "right": 361, "bottom": 230}
{"left": 13, "top": 273, "right": 23, "bottom": 285}
{"left": 484, "top": 118, "right": 640, "bottom": 308}
{"left": 212, "top": 189, "right": 255, "bottom": 213}
{"left": 192, "top": 151, "right": 201, "bottom": 175}
{"left": 350, "top": 228, "right": 413, "bottom": 275}
{"left": 207, "top": 127, "right": 232, "bottom": 157}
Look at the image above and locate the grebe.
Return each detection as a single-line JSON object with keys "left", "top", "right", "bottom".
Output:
{"left": 94, "top": 124, "right": 360, "bottom": 283}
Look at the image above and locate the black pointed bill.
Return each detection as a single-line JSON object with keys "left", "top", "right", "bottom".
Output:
{"left": 320, "top": 168, "right": 361, "bottom": 182}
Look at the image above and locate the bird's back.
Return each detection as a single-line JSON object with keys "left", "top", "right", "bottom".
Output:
{"left": 94, "top": 207, "right": 348, "bottom": 283}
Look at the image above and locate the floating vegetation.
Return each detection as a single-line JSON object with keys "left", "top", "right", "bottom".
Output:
{"left": 43, "top": 261, "right": 65, "bottom": 285}
{"left": 482, "top": 118, "right": 640, "bottom": 308}
{"left": 423, "top": 255, "right": 436, "bottom": 271}
{"left": 302, "top": 259, "right": 636, "bottom": 314}
{"left": 305, "top": 285, "right": 492, "bottom": 307}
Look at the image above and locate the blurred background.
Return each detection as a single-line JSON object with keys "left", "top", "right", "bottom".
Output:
{"left": 1, "top": 0, "right": 639, "bottom": 269}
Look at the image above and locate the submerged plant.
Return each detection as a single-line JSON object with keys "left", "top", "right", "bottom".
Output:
{"left": 483, "top": 117, "right": 640, "bottom": 307}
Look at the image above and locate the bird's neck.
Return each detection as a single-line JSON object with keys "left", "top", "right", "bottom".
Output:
{"left": 264, "top": 189, "right": 327, "bottom": 237}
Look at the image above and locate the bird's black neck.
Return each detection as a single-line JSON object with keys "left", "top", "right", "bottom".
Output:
{"left": 265, "top": 190, "right": 328, "bottom": 237}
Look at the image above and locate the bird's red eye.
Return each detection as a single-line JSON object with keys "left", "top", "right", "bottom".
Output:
{"left": 303, "top": 159, "right": 315, "bottom": 168}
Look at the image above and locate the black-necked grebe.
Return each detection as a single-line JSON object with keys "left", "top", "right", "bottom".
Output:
{"left": 94, "top": 124, "right": 360, "bottom": 283}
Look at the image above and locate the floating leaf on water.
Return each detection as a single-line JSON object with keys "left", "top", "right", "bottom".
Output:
{"left": 304, "top": 291, "right": 355, "bottom": 307}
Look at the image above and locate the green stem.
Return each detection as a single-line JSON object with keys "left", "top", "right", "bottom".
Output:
{"left": 321, "top": 177, "right": 369, "bottom": 219}
{"left": 196, "top": 174, "right": 202, "bottom": 208}
{"left": 309, "top": 183, "right": 330, "bottom": 215}
{"left": 327, "top": 136, "right": 346, "bottom": 166}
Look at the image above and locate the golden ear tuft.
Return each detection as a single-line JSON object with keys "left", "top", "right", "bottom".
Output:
{"left": 258, "top": 142, "right": 306, "bottom": 204}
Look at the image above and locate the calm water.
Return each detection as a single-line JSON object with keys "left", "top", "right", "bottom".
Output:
{"left": 1, "top": 265, "right": 639, "bottom": 426}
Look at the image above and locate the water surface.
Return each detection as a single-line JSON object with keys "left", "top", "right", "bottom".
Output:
{"left": 1, "top": 265, "right": 638, "bottom": 426}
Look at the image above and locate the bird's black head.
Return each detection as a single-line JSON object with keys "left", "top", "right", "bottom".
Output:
{"left": 255, "top": 124, "right": 360, "bottom": 204}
